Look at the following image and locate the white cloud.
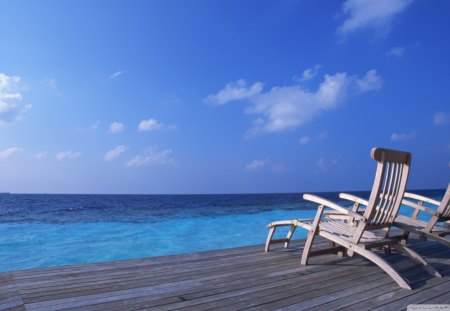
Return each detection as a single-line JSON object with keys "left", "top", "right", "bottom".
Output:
{"left": 386, "top": 46, "right": 405, "bottom": 58}
{"left": 355, "top": 69, "right": 383, "bottom": 92}
{"left": 56, "top": 151, "right": 82, "bottom": 160}
{"left": 245, "top": 159, "right": 267, "bottom": 172}
{"left": 204, "top": 79, "right": 264, "bottom": 105}
{"left": 391, "top": 131, "right": 415, "bottom": 141}
{"left": 299, "top": 136, "right": 311, "bottom": 145}
{"left": 433, "top": 112, "right": 449, "bottom": 126}
{"left": 105, "top": 145, "right": 128, "bottom": 161}
{"left": 0, "top": 73, "right": 29, "bottom": 126}
{"left": 138, "top": 118, "right": 164, "bottom": 132}
{"left": 125, "top": 148, "right": 173, "bottom": 167}
{"left": 109, "top": 121, "right": 124, "bottom": 133}
{"left": 109, "top": 71, "right": 125, "bottom": 79}
{"left": 0, "top": 147, "right": 22, "bottom": 159}
{"left": 300, "top": 65, "right": 321, "bottom": 82}
{"left": 245, "top": 73, "right": 350, "bottom": 136}
{"left": 77, "top": 121, "right": 100, "bottom": 132}
{"left": 35, "top": 152, "right": 47, "bottom": 159}
{"left": 210, "top": 70, "right": 381, "bottom": 137}
{"left": 337, "top": 0, "right": 413, "bottom": 37}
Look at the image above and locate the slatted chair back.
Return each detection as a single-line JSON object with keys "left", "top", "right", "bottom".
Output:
{"left": 353, "top": 148, "right": 411, "bottom": 243}
{"left": 437, "top": 183, "right": 450, "bottom": 220}
{"left": 422, "top": 183, "right": 450, "bottom": 233}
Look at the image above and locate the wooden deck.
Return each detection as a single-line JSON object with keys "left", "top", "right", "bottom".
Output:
{"left": 1, "top": 238, "right": 449, "bottom": 311}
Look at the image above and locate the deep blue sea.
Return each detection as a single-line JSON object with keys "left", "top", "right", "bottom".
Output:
{"left": 0, "top": 189, "right": 445, "bottom": 272}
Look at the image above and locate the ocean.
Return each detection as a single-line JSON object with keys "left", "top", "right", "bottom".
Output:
{"left": 0, "top": 189, "right": 445, "bottom": 272}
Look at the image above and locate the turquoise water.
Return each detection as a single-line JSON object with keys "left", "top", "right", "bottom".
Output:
{"left": 0, "top": 190, "right": 444, "bottom": 272}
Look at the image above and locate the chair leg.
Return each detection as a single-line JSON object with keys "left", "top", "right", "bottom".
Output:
{"left": 265, "top": 227, "right": 276, "bottom": 253}
{"left": 399, "top": 230, "right": 411, "bottom": 245}
{"left": 284, "top": 225, "right": 296, "bottom": 248}
{"left": 350, "top": 244, "right": 412, "bottom": 290}
{"left": 390, "top": 244, "right": 442, "bottom": 277}
{"left": 301, "top": 229, "right": 316, "bottom": 265}
{"left": 328, "top": 241, "right": 345, "bottom": 257}
{"left": 421, "top": 232, "right": 450, "bottom": 248}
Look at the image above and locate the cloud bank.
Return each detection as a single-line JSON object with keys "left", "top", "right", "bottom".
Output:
{"left": 207, "top": 69, "right": 382, "bottom": 136}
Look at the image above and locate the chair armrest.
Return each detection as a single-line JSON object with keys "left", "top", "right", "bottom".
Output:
{"left": 402, "top": 199, "right": 440, "bottom": 217}
{"left": 403, "top": 192, "right": 441, "bottom": 206}
{"left": 303, "top": 194, "right": 365, "bottom": 221}
{"left": 339, "top": 193, "right": 369, "bottom": 207}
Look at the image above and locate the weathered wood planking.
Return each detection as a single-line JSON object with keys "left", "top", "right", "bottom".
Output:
{"left": 0, "top": 238, "right": 449, "bottom": 311}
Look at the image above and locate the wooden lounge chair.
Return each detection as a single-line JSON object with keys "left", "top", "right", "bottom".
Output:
{"left": 395, "top": 184, "right": 450, "bottom": 247}
{"left": 337, "top": 185, "right": 450, "bottom": 247}
{"left": 265, "top": 148, "right": 441, "bottom": 289}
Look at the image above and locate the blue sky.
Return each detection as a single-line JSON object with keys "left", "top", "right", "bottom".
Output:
{"left": 0, "top": 0, "right": 449, "bottom": 194}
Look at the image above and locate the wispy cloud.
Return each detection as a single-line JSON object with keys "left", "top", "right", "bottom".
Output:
{"left": 138, "top": 118, "right": 164, "bottom": 132}
{"left": 40, "top": 78, "right": 62, "bottom": 95}
{"left": 204, "top": 79, "right": 264, "bottom": 105}
{"left": 78, "top": 120, "right": 100, "bottom": 132}
{"left": 355, "top": 69, "right": 383, "bottom": 92}
{"left": 299, "top": 136, "right": 311, "bottom": 145}
{"left": 90, "top": 120, "right": 100, "bottom": 130}
{"left": 56, "top": 151, "right": 82, "bottom": 160}
{"left": 109, "top": 71, "right": 125, "bottom": 79}
{"left": 314, "top": 157, "right": 340, "bottom": 174}
{"left": 125, "top": 148, "right": 173, "bottom": 167}
{"left": 0, "top": 73, "right": 30, "bottom": 126}
{"left": 35, "top": 152, "right": 47, "bottom": 159}
{"left": 0, "top": 147, "right": 22, "bottom": 159}
{"left": 245, "top": 159, "right": 268, "bottom": 172}
{"left": 386, "top": 46, "right": 405, "bottom": 58}
{"left": 206, "top": 70, "right": 380, "bottom": 137}
{"left": 105, "top": 145, "right": 128, "bottom": 161}
{"left": 271, "top": 162, "right": 286, "bottom": 174}
{"left": 109, "top": 121, "right": 124, "bottom": 133}
{"left": 337, "top": 0, "right": 413, "bottom": 38}
{"left": 40, "top": 78, "right": 58, "bottom": 89}
{"left": 391, "top": 131, "right": 415, "bottom": 141}
{"left": 297, "top": 65, "right": 322, "bottom": 82}
{"left": 433, "top": 112, "right": 449, "bottom": 126}
{"left": 317, "top": 130, "right": 328, "bottom": 140}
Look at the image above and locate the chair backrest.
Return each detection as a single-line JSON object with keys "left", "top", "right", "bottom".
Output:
{"left": 437, "top": 183, "right": 450, "bottom": 220}
{"left": 354, "top": 148, "right": 411, "bottom": 241}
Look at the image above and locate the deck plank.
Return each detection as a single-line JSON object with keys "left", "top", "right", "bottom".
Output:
{"left": 0, "top": 238, "right": 448, "bottom": 311}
